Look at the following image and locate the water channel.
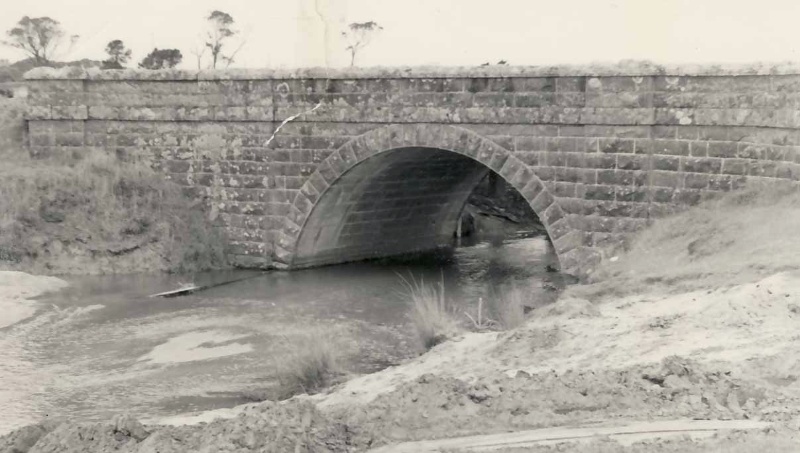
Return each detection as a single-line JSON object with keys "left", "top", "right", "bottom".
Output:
{"left": 0, "top": 232, "right": 565, "bottom": 435}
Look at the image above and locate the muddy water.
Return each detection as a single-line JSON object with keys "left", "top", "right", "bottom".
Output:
{"left": 0, "top": 233, "right": 564, "bottom": 435}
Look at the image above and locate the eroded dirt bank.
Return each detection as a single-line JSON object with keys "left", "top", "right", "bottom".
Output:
{"left": 3, "top": 186, "right": 800, "bottom": 452}
{"left": 0, "top": 97, "right": 228, "bottom": 277}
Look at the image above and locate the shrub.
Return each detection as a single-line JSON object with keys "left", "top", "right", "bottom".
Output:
{"left": 401, "top": 275, "right": 460, "bottom": 350}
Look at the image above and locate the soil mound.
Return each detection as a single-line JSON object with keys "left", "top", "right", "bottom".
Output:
{"left": 0, "top": 401, "right": 350, "bottom": 453}
{"left": 338, "top": 356, "right": 797, "bottom": 448}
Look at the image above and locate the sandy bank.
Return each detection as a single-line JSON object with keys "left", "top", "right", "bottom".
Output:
{"left": 311, "top": 270, "right": 800, "bottom": 411}
{"left": 0, "top": 271, "right": 67, "bottom": 329}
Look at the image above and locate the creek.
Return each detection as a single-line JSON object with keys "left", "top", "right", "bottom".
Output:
{"left": 0, "top": 231, "right": 566, "bottom": 435}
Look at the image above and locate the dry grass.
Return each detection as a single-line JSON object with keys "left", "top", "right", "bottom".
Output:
{"left": 400, "top": 275, "right": 461, "bottom": 351}
{"left": 273, "top": 332, "right": 345, "bottom": 400}
{"left": 0, "top": 151, "right": 228, "bottom": 273}
{"left": 462, "top": 285, "right": 532, "bottom": 332}
{"left": 464, "top": 296, "right": 495, "bottom": 330}
{"left": 569, "top": 182, "right": 800, "bottom": 301}
{"left": 488, "top": 285, "right": 528, "bottom": 330}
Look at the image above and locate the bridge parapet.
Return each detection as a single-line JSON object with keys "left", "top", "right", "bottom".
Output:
{"left": 24, "top": 64, "right": 800, "bottom": 274}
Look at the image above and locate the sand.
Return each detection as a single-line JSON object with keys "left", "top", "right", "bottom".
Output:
{"left": 0, "top": 271, "right": 67, "bottom": 329}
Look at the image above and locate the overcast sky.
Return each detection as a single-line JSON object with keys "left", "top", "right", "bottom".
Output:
{"left": 1, "top": 0, "right": 800, "bottom": 68}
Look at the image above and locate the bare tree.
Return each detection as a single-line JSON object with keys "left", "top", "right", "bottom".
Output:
{"left": 2, "top": 16, "right": 78, "bottom": 65}
{"left": 222, "top": 37, "right": 247, "bottom": 69}
{"left": 204, "top": 10, "right": 238, "bottom": 69}
{"left": 342, "top": 21, "right": 382, "bottom": 67}
{"left": 190, "top": 44, "right": 207, "bottom": 70}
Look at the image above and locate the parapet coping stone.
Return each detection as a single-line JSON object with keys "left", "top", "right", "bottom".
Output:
{"left": 23, "top": 61, "right": 800, "bottom": 80}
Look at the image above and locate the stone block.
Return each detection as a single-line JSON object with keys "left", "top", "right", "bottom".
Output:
{"left": 684, "top": 173, "right": 711, "bottom": 189}
{"left": 585, "top": 92, "right": 651, "bottom": 108}
{"left": 511, "top": 148, "right": 536, "bottom": 165}
{"left": 555, "top": 77, "right": 585, "bottom": 92}
{"left": 26, "top": 105, "right": 52, "bottom": 120}
{"left": 514, "top": 92, "right": 556, "bottom": 108}
{"left": 582, "top": 108, "right": 653, "bottom": 125}
{"left": 749, "top": 160, "right": 777, "bottom": 178}
{"left": 673, "top": 189, "right": 703, "bottom": 206}
{"left": 653, "top": 140, "right": 690, "bottom": 156}
{"left": 689, "top": 142, "right": 708, "bottom": 157}
{"left": 552, "top": 182, "right": 577, "bottom": 198}
{"left": 510, "top": 77, "right": 556, "bottom": 92}
{"left": 472, "top": 93, "right": 515, "bottom": 108}
{"left": 707, "top": 174, "right": 734, "bottom": 190}
{"left": 648, "top": 187, "right": 674, "bottom": 203}
{"left": 683, "top": 157, "right": 722, "bottom": 174}
{"left": 653, "top": 155, "right": 680, "bottom": 171}
{"left": 553, "top": 229, "right": 586, "bottom": 253}
{"left": 654, "top": 108, "right": 695, "bottom": 126}
{"left": 707, "top": 141, "right": 735, "bottom": 158}
{"left": 616, "top": 154, "right": 647, "bottom": 171}
{"left": 545, "top": 152, "right": 568, "bottom": 167}
{"left": 599, "top": 138, "right": 634, "bottom": 154}
{"left": 51, "top": 106, "right": 88, "bottom": 120}
{"left": 651, "top": 125, "right": 677, "bottom": 139}
{"left": 584, "top": 185, "right": 615, "bottom": 201}
{"left": 585, "top": 153, "right": 617, "bottom": 169}
{"left": 514, "top": 136, "right": 545, "bottom": 152}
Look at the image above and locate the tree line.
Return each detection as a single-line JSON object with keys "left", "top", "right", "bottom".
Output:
{"left": 1, "top": 13, "right": 383, "bottom": 70}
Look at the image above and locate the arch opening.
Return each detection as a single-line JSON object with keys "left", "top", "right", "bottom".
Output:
{"left": 292, "top": 146, "right": 552, "bottom": 269}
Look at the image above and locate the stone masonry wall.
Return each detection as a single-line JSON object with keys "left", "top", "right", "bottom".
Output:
{"left": 23, "top": 65, "right": 800, "bottom": 274}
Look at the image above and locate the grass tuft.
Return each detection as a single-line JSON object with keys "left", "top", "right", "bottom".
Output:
{"left": 400, "top": 274, "right": 460, "bottom": 351}
{"left": 273, "top": 333, "right": 344, "bottom": 400}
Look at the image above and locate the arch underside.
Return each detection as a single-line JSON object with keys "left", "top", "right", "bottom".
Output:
{"left": 281, "top": 124, "right": 578, "bottom": 273}
{"left": 293, "top": 147, "right": 490, "bottom": 267}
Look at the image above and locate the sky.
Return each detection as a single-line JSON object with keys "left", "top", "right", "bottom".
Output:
{"left": 1, "top": 0, "right": 800, "bottom": 69}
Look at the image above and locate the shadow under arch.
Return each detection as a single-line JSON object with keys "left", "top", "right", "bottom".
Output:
{"left": 276, "top": 124, "right": 580, "bottom": 273}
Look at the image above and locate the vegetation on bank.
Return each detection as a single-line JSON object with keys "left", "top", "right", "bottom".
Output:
{"left": 0, "top": 97, "right": 228, "bottom": 275}
{"left": 573, "top": 182, "right": 800, "bottom": 300}
{"left": 402, "top": 275, "right": 461, "bottom": 350}
{"left": 272, "top": 332, "right": 346, "bottom": 401}
{"left": 403, "top": 275, "right": 536, "bottom": 350}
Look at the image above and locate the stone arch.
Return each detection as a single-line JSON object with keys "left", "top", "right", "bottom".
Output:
{"left": 276, "top": 123, "right": 581, "bottom": 273}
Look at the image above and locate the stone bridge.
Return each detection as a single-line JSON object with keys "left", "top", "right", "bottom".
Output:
{"left": 23, "top": 65, "right": 800, "bottom": 275}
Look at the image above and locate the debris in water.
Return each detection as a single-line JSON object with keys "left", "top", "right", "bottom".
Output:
{"left": 149, "top": 282, "right": 200, "bottom": 298}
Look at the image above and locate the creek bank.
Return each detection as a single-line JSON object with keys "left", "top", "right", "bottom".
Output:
{"left": 1, "top": 97, "right": 228, "bottom": 277}
{"left": 0, "top": 154, "right": 230, "bottom": 277}
{"left": 4, "top": 269, "right": 800, "bottom": 452}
